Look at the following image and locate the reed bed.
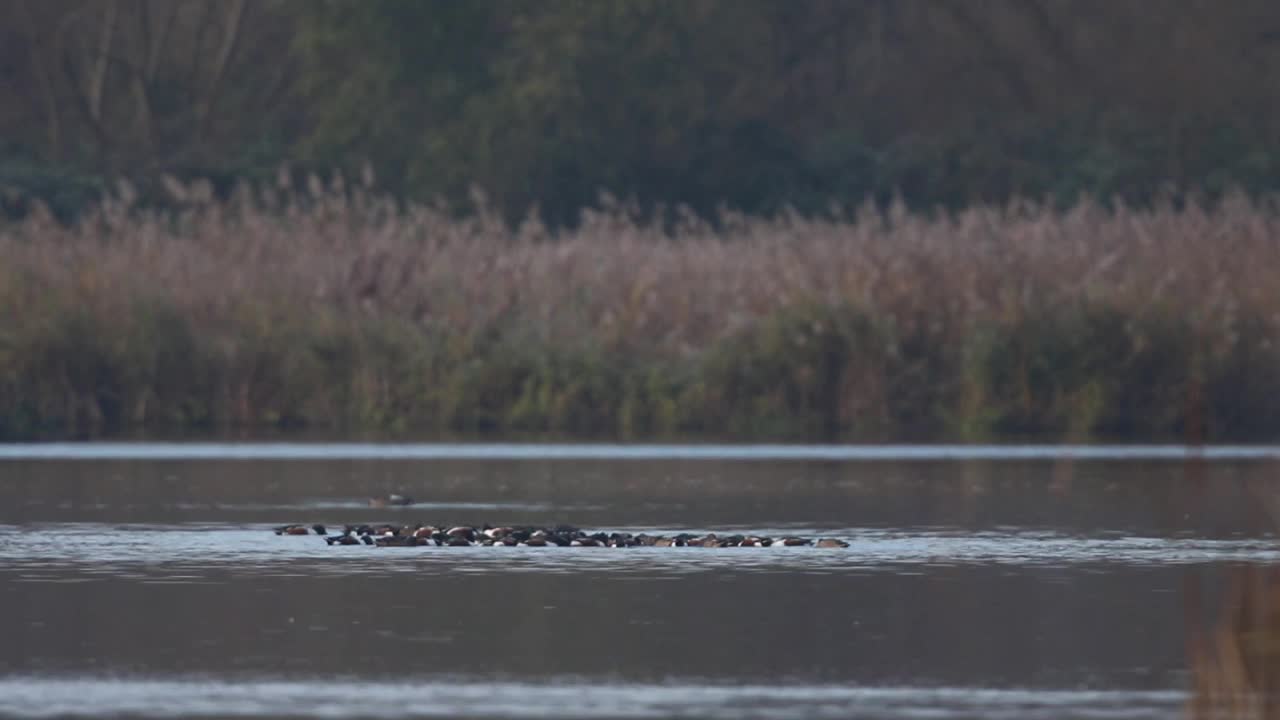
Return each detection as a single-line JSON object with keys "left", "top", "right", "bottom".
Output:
{"left": 3, "top": 180, "right": 1280, "bottom": 440}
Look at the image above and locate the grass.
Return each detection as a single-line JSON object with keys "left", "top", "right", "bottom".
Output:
{"left": 3, "top": 179, "right": 1280, "bottom": 441}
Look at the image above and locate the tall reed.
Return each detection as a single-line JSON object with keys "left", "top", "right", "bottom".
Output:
{"left": 3, "top": 179, "right": 1280, "bottom": 440}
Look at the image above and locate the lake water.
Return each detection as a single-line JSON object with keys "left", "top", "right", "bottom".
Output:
{"left": 0, "top": 443, "right": 1275, "bottom": 719}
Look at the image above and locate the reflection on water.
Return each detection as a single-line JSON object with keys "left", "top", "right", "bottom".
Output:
{"left": 0, "top": 444, "right": 1276, "bottom": 718}
{"left": 1185, "top": 562, "right": 1280, "bottom": 719}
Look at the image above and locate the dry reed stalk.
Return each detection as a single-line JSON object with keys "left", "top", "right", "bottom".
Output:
{"left": 1187, "top": 478, "right": 1280, "bottom": 720}
{"left": 6, "top": 192, "right": 1273, "bottom": 346}
{"left": 1187, "top": 567, "right": 1280, "bottom": 720}
{"left": 3, "top": 181, "right": 1280, "bottom": 437}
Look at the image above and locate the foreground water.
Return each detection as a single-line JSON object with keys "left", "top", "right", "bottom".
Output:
{"left": 0, "top": 444, "right": 1275, "bottom": 718}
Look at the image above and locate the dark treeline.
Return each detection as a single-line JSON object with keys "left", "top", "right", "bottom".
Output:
{"left": 5, "top": 1, "right": 1280, "bottom": 442}
{"left": 4, "top": 0, "right": 1280, "bottom": 223}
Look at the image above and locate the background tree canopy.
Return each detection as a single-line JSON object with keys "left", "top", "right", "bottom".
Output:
{"left": 3, "top": 0, "right": 1280, "bottom": 222}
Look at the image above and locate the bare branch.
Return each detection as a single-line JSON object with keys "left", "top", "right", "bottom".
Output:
{"left": 61, "top": 46, "right": 111, "bottom": 150}
{"left": 1019, "top": 1, "right": 1088, "bottom": 90}
{"left": 145, "top": 0, "right": 177, "bottom": 84}
{"left": 197, "top": 0, "right": 248, "bottom": 143}
{"left": 88, "top": 1, "right": 120, "bottom": 123}
{"left": 190, "top": 1, "right": 215, "bottom": 89}
{"left": 936, "top": 1, "right": 1037, "bottom": 113}
{"left": 16, "top": 0, "right": 63, "bottom": 159}
{"left": 131, "top": 0, "right": 156, "bottom": 155}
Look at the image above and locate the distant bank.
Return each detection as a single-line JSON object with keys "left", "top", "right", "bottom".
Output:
{"left": 2, "top": 188, "right": 1278, "bottom": 443}
{"left": 0, "top": 444, "right": 1276, "bottom": 461}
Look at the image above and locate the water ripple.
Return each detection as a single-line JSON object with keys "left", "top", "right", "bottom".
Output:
{"left": 1, "top": 442, "right": 1277, "bottom": 461}
{"left": 0, "top": 676, "right": 1185, "bottom": 719}
{"left": 0, "top": 524, "right": 1275, "bottom": 581}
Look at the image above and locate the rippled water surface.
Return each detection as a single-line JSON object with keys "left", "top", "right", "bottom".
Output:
{"left": 1, "top": 444, "right": 1276, "bottom": 718}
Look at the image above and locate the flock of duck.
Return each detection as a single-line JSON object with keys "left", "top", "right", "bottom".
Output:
{"left": 273, "top": 523, "right": 851, "bottom": 548}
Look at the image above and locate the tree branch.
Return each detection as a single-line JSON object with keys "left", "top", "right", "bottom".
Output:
{"left": 61, "top": 46, "right": 111, "bottom": 151}
{"left": 197, "top": 0, "right": 247, "bottom": 143}
{"left": 88, "top": 0, "right": 120, "bottom": 123}
{"left": 17, "top": 0, "right": 63, "bottom": 159}
{"left": 936, "top": 1, "right": 1038, "bottom": 114}
{"left": 146, "top": 0, "right": 177, "bottom": 84}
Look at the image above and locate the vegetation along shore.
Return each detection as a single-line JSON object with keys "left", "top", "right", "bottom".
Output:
{"left": 3, "top": 182, "right": 1279, "bottom": 442}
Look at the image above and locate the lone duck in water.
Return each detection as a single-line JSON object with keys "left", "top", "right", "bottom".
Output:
{"left": 368, "top": 494, "right": 414, "bottom": 508}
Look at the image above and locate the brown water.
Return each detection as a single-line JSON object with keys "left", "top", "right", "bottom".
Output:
{"left": 0, "top": 443, "right": 1274, "bottom": 718}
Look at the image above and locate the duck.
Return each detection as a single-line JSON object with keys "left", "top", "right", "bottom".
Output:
{"left": 375, "top": 534, "right": 422, "bottom": 547}
{"left": 325, "top": 531, "right": 363, "bottom": 546}
{"left": 368, "top": 494, "right": 414, "bottom": 508}
{"left": 289, "top": 521, "right": 841, "bottom": 551}
{"left": 274, "top": 524, "right": 326, "bottom": 536}
{"left": 692, "top": 534, "right": 720, "bottom": 548}
{"left": 672, "top": 533, "right": 697, "bottom": 547}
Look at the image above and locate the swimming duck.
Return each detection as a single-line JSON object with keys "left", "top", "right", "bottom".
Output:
{"left": 325, "top": 531, "right": 362, "bottom": 546}
{"left": 282, "top": 520, "right": 847, "bottom": 551}
{"left": 368, "top": 494, "right": 414, "bottom": 508}
{"left": 447, "top": 526, "right": 477, "bottom": 541}
{"left": 375, "top": 534, "right": 422, "bottom": 547}
{"left": 274, "top": 524, "right": 326, "bottom": 536}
